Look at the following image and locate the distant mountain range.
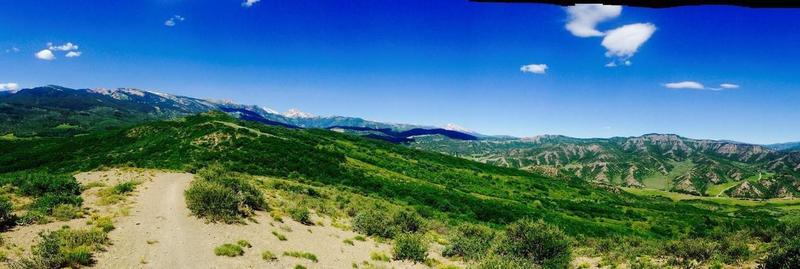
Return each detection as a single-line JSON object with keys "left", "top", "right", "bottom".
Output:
{"left": 0, "top": 85, "right": 476, "bottom": 143}
{"left": 3, "top": 85, "right": 799, "bottom": 199}
{"left": 411, "top": 134, "right": 800, "bottom": 199}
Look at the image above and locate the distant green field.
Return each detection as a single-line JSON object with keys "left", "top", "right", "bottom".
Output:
{"left": 624, "top": 187, "right": 800, "bottom": 208}
{"left": 705, "top": 181, "right": 740, "bottom": 197}
{"left": 640, "top": 160, "right": 694, "bottom": 190}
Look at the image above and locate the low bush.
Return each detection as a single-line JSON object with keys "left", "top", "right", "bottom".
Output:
{"left": 236, "top": 240, "right": 252, "bottom": 248}
{"left": 283, "top": 251, "right": 318, "bottom": 262}
{"left": 392, "top": 233, "right": 428, "bottom": 263}
{"left": 113, "top": 181, "right": 138, "bottom": 194}
{"left": 272, "top": 231, "right": 287, "bottom": 241}
{"left": 370, "top": 251, "right": 390, "bottom": 262}
{"left": 262, "top": 250, "right": 277, "bottom": 261}
{"left": 391, "top": 210, "right": 424, "bottom": 234}
{"left": 352, "top": 209, "right": 393, "bottom": 238}
{"left": 469, "top": 254, "right": 534, "bottom": 269}
{"left": 185, "top": 180, "right": 240, "bottom": 222}
{"left": 214, "top": 243, "right": 244, "bottom": 257}
{"left": 0, "top": 196, "right": 15, "bottom": 229}
{"left": 186, "top": 166, "right": 266, "bottom": 223}
{"left": 91, "top": 215, "right": 115, "bottom": 232}
{"left": 288, "top": 206, "right": 312, "bottom": 225}
{"left": 51, "top": 204, "right": 82, "bottom": 221}
{"left": 760, "top": 219, "right": 800, "bottom": 268}
{"left": 494, "top": 218, "right": 571, "bottom": 269}
{"left": 443, "top": 223, "right": 495, "bottom": 260}
{"left": 8, "top": 227, "right": 108, "bottom": 269}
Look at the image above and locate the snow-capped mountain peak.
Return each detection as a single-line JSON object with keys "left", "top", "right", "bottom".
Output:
{"left": 443, "top": 123, "right": 471, "bottom": 133}
{"left": 284, "top": 108, "right": 315, "bottom": 118}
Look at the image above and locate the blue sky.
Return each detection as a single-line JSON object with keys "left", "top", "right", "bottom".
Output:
{"left": 1, "top": 1, "right": 799, "bottom": 144}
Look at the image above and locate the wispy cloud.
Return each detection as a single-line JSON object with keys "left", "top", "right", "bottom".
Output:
{"left": 664, "top": 81, "right": 705, "bottom": 90}
{"left": 48, "top": 42, "right": 78, "bottom": 51}
{"left": 242, "top": 0, "right": 261, "bottom": 8}
{"left": 165, "top": 15, "right": 185, "bottom": 27}
{"left": 565, "top": 5, "right": 622, "bottom": 37}
{"left": 520, "top": 64, "right": 548, "bottom": 74}
{"left": 65, "top": 51, "right": 82, "bottom": 58}
{"left": 37, "top": 42, "right": 81, "bottom": 60}
{"left": 4, "top": 47, "right": 20, "bottom": 53}
{"left": 664, "top": 81, "right": 741, "bottom": 91}
{"left": 0, "top": 83, "right": 19, "bottom": 91}
{"left": 35, "top": 49, "right": 55, "bottom": 60}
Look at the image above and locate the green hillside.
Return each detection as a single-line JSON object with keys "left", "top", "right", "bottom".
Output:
{"left": 411, "top": 134, "right": 800, "bottom": 199}
{"left": 1, "top": 112, "right": 797, "bottom": 267}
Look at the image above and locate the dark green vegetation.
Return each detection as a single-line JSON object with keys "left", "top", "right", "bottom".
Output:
{"left": 185, "top": 164, "right": 266, "bottom": 223}
{"left": 0, "top": 173, "right": 83, "bottom": 225}
{"left": 0, "top": 112, "right": 798, "bottom": 267}
{"left": 9, "top": 227, "right": 109, "bottom": 269}
{"left": 392, "top": 233, "right": 428, "bottom": 262}
{"left": 411, "top": 134, "right": 800, "bottom": 199}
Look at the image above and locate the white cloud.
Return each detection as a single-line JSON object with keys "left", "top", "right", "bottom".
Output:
{"left": 242, "top": 0, "right": 261, "bottom": 7}
{"left": 49, "top": 42, "right": 78, "bottom": 51}
{"left": 664, "top": 81, "right": 705, "bottom": 90}
{"left": 5, "top": 47, "right": 20, "bottom": 53}
{"left": 35, "top": 49, "right": 55, "bottom": 60}
{"left": 0, "top": 83, "right": 19, "bottom": 91}
{"left": 720, "top": 83, "right": 740, "bottom": 89}
{"left": 165, "top": 15, "right": 185, "bottom": 27}
{"left": 564, "top": 4, "right": 622, "bottom": 37}
{"left": 65, "top": 51, "right": 82, "bottom": 58}
{"left": 520, "top": 64, "right": 548, "bottom": 74}
{"left": 601, "top": 23, "right": 656, "bottom": 63}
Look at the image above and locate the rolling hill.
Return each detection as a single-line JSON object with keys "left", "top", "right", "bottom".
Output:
{"left": 411, "top": 134, "right": 800, "bottom": 199}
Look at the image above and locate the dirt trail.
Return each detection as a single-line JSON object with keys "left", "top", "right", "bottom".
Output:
{"left": 92, "top": 171, "right": 438, "bottom": 269}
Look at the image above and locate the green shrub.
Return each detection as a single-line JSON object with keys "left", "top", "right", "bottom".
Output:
{"left": 8, "top": 227, "right": 108, "bottom": 268}
{"left": 51, "top": 204, "right": 82, "bottom": 221}
{"left": 262, "top": 250, "right": 277, "bottom": 261}
{"left": 353, "top": 209, "right": 393, "bottom": 238}
{"left": 186, "top": 167, "right": 266, "bottom": 222}
{"left": 392, "top": 233, "right": 428, "bottom": 262}
{"left": 214, "top": 243, "right": 244, "bottom": 257}
{"left": 31, "top": 194, "right": 83, "bottom": 214}
{"left": 17, "top": 173, "right": 81, "bottom": 197}
{"left": 62, "top": 245, "right": 93, "bottom": 268}
{"left": 185, "top": 180, "right": 240, "bottom": 222}
{"left": 391, "top": 210, "right": 424, "bottom": 234}
{"left": 469, "top": 254, "right": 534, "bottom": 269}
{"left": 761, "top": 219, "right": 800, "bottom": 269}
{"left": 272, "top": 231, "right": 287, "bottom": 241}
{"left": 283, "top": 251, "right": 318, "bottom": 262}
{"left": 370, "top": 251, "right": 390, "bottom": 262}
{"left": 494, "top": 219, "right": 571, "bottom": 269}
{"left": 92, "top": 216, "right": 115, "bottom": 232}
{"left": 354, "top": 235, "right": 366, "bottom": 241}
{"left": 294, "top": 265, "right": 307, "bottom": 269}
{"left": 761, "top": 239, "right": 800, "bottom": 269}
{"left": 443, "top": 223, "right": 495, "bottom": 260}
{"left": 664, "top": 238, "right": 716, "bottom": 265}
{"left": 288, "top": 206, "right": 312, "bottom": 225}
{"left": 343, "top": 239, "right": 354, "bottom": 245}
{"left": 236, "top": 240, "right": 252, "bottom": 248}
{"left": 113, "top": 181, "right": 138, "bottom": 194}
{"left": 0, "top": 196, "right": 15, "bottom": 229}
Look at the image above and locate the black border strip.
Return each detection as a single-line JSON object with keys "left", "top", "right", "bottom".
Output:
{"left": 470, "top": 0, "right": 800, "bottom": 8}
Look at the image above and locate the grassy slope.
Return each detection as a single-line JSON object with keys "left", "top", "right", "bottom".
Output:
{"left": 0, "top": 113, "right": 789, "bottom": 240}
